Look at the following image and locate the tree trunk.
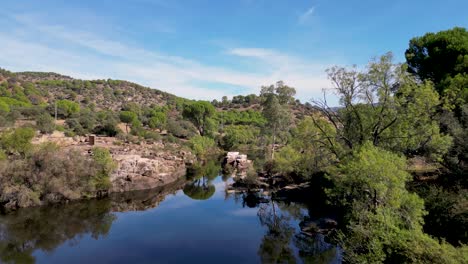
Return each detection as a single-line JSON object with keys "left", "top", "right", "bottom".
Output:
{"left": 271, "top": 126, "right": 276, "bottom": 160}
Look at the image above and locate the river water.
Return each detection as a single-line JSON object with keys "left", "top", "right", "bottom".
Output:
{"left": 0, "top": 174, "right": 342, "bottom": 264}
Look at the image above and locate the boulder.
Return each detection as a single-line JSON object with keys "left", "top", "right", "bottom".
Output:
{"left": 110, "top": 153, "right": 187, "bottom": 193}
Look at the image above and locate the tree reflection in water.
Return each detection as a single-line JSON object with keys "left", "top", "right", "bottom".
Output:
{"left": 183, "top": 160, "right": 220, "bottom": 201}
{"left": 252, "top": 196, "right": 341, "bottom": 264}
{"left": 0, "top": 199, "right": 115, "bottom": 264}
{"left": 257, "top": 201, "right": 297, "bottom": 263}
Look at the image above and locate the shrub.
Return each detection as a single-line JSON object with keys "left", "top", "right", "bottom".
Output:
{"left": 0, "top": 127, "right": 35, "bottom": 156}
{"left": 56, "top": 99, "right": 80, "bottom": 118}
{"left": 167, "top": 118, "right": 197, "bottom": 138}
{"left": 91, "top": 147, "right": 115, "bottom": 190}
{"left": 189, "top": 135, "right": 216, "bottom": 157}
{"left": 36, "top": 113, "right": 55, "bottom": 134}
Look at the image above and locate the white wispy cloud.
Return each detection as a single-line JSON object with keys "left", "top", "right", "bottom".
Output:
{"left": 0, "top": 12, "right": 337, "bottom": 104}
{"left": 298, "top": 6, "right": 315, "bottom": 24}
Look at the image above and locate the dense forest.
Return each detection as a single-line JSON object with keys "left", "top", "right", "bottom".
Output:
{"left": 0, "top": 27, "right": 467, "bottom": 263}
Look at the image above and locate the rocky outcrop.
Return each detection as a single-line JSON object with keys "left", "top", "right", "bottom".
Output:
{"left": 223, "top": 152, "right": 253, "bottom": 178}
{"left": 109, "top": 146, "right": 193, "bottom": 193}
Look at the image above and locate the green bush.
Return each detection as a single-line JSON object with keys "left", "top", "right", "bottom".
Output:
{"left": 189, "top": 135, "right": 216, "bottom": 157}
{"left": 0, "top": 144, "right": 116, "bottom": 210}
{"left": 36, "top": 113, "right": 55, "bottom": 134}
{"left": 221, "top": 125, "right": 260, "bottom": 150}
{"left": 167, "top": 118, "right": 197, "bottom": 138}
{"left": 56, "top": 99, "right": 80, "bottom": 118}
{"left": 91, "top": 147, "right": 115, "bottom": 190}
{"left": 328, "top": 142, "right": 467, "bottom": 263}
{"left": 0, "top": 127, "right": 35, "bottom": 156}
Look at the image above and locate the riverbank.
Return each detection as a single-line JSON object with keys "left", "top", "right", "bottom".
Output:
{"left": 0, "top": 131, "right": 195, "bottom": 212}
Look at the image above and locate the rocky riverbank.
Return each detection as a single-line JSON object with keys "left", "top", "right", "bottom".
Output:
{"left": 0, "top": 132, "right": 195, "bottom": 212}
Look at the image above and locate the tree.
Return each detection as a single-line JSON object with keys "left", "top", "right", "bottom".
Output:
{"left": 91, "top": 147, "right": 115, "bottom": 191}
{"left": 262, "top": 92, "right": 292, "bottom": 160}
{"left": 273, "top": 117, "right": 339, "bottom": 179}
{"left": 0, "top": 127, "right": 35, "bottom": 156}
{"left": 405, "top": 27, "right": 468, "bottom": 95}
{"left": 36, "top": 113, "right": 55, "bottom": 134}
{"left": 148, "top": 112, "right": 167, "bottom": 130}
{"left": 56, "top": 99, "right": 80, "bottom": 118}
{"left": 275, "top": 81, "right": 296, "bottom": 104}
{"left": 119, "top": 111, "right": 137, "bottom": 134}
{"left": 328, "top": 143, "right": 468, "bottom": 263}
{"left": 182, "top": 101, "right": 215, "bottom": 136}
{"left": 189, "top": 135, "right": 216, "bottom": 157}
{"left": 312, "top": 53, "right": 451, "bottom": 161}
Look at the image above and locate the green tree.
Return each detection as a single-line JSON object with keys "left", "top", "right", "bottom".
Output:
{"left": 91, "top": 147, "right": 115, "bottom": 191}
{"left": 312, "top": 53, "right": 451, "bottom": 160}
{"left": 36, "top": 113, "right": 55, "bottom": 134}
{"left": 119, "top": 111, "right": 138, "bottom": 133}
{"left": 182, "top": 101, "right": 215, "bottom": 136}
{"left": 0, "top": 127, "right": 35, "bottom": 156}
{"left": 148, "top": 111, "right": 167, "bottom": 130}
{"left": 56, "top": 99, "right": 80, "bottom": 118}
{"left": 328, "top": 143, "right": 468, "bottom": 263}
{"left": 189, "top": 135, "right": 216, "bottom": 157}
{"left": 262, "top": 93, "right": 292, "bottom": 160}
{"left": 405, "top": 27, "right": 468, "bottom": 95}
{"left": 273, "top": 117, "right": 339, "bottom": 179}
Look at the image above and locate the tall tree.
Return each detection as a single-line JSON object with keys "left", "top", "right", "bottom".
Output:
{"left": 405, "top": 27, "right": 468, "bottom": 108}
{"left": 262, "top": 89, "right": 292, "bottom": 160}
{"left": 182, "top": 101, "right": 215, "bottom": 136}
{"left": 312, "top": 53, "right": 451, "bottom": 160}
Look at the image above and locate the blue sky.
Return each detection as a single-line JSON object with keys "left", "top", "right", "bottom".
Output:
{"left": 1, "top": 0, "right": 467, "bottom": 104}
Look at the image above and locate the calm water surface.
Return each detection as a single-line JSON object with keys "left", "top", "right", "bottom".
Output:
{"left": 0, "top": 175, "right": 341, "bottom": 264}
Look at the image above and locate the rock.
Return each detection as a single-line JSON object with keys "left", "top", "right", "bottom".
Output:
{"left": 223, "top": 152, "right": 253, "bottom": 177}
{"left": 110, "top": 151, "right": 188, "bottom": 193}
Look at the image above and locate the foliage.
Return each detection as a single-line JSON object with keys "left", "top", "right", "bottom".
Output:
{"left": 405, "top": 27, "right": 468, "bottom": 97}
{"left": 166, "top": 118, "right": 198, "bottom": 138}
{"left": 148, "top": 111, "right": 167, "bottom": 129}
{"left": 0, "top": 144, "right": 116, "bottom": 211}
{"left": 36, "top": 113, "right": 55, "bottom": 134}
{"left": 91, "top": 147, "right": 116, "bottom": 190}
{"left": 312, "top": 53, "right": 452, "bottom": 161}
{"left": 221, "top": 125, "right": 260, "bottom": 150}
{"left": 56, "top": 99, "right": 80, "bottom": 118}
{"left": 261, "top": 83, "right": 294, "bottom": 159}
{"left": 215, "top": 109, "right": 266, "bottom": 126}
{"left": 182, "top": 101, "right": 216, "bottom": 136}
{"left": 188, "top": 135, "right": 217, "bottom": 157}
{"left": 0, "top": 127, "right": 35, "bottom": 156}
{"left": 327, "top": 143, "right": 467, "bottom": 263}
{"left": 273, "top": 117, "right": 338, "bottom": 179}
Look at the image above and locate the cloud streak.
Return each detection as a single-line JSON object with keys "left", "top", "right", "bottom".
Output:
{"left": 0, "top": 11, "right": 337, "bottom": 103}
{"left": 298, "top": 6, "right": 315, "bottom": 24}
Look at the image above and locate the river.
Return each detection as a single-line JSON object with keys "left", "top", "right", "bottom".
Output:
{"left": 0, "top": 173, "right": 342, "bottom": 264}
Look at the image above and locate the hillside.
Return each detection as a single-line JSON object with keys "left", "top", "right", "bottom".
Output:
{"left": 0, "top": 69, "right": 183, "bottom": 112}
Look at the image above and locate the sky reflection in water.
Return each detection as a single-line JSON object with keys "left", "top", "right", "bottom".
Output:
{"left": 0, "top": 175, "right": 341, "bottom": 264}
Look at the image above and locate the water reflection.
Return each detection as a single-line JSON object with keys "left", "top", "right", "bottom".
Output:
{"left": 245, "top": 194, "right": 341, "bottom": 264}
{"left": 0, "top": 199, "right": 115, "bottom": 264}
{"left": 183, "top": 160, "right": 220, "bottom": 200}
{"left": 0, "top": 172, "right": 341, "bottom": 264}
{"left": 257, "top": 201, "right": 297, "bottom": 263}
